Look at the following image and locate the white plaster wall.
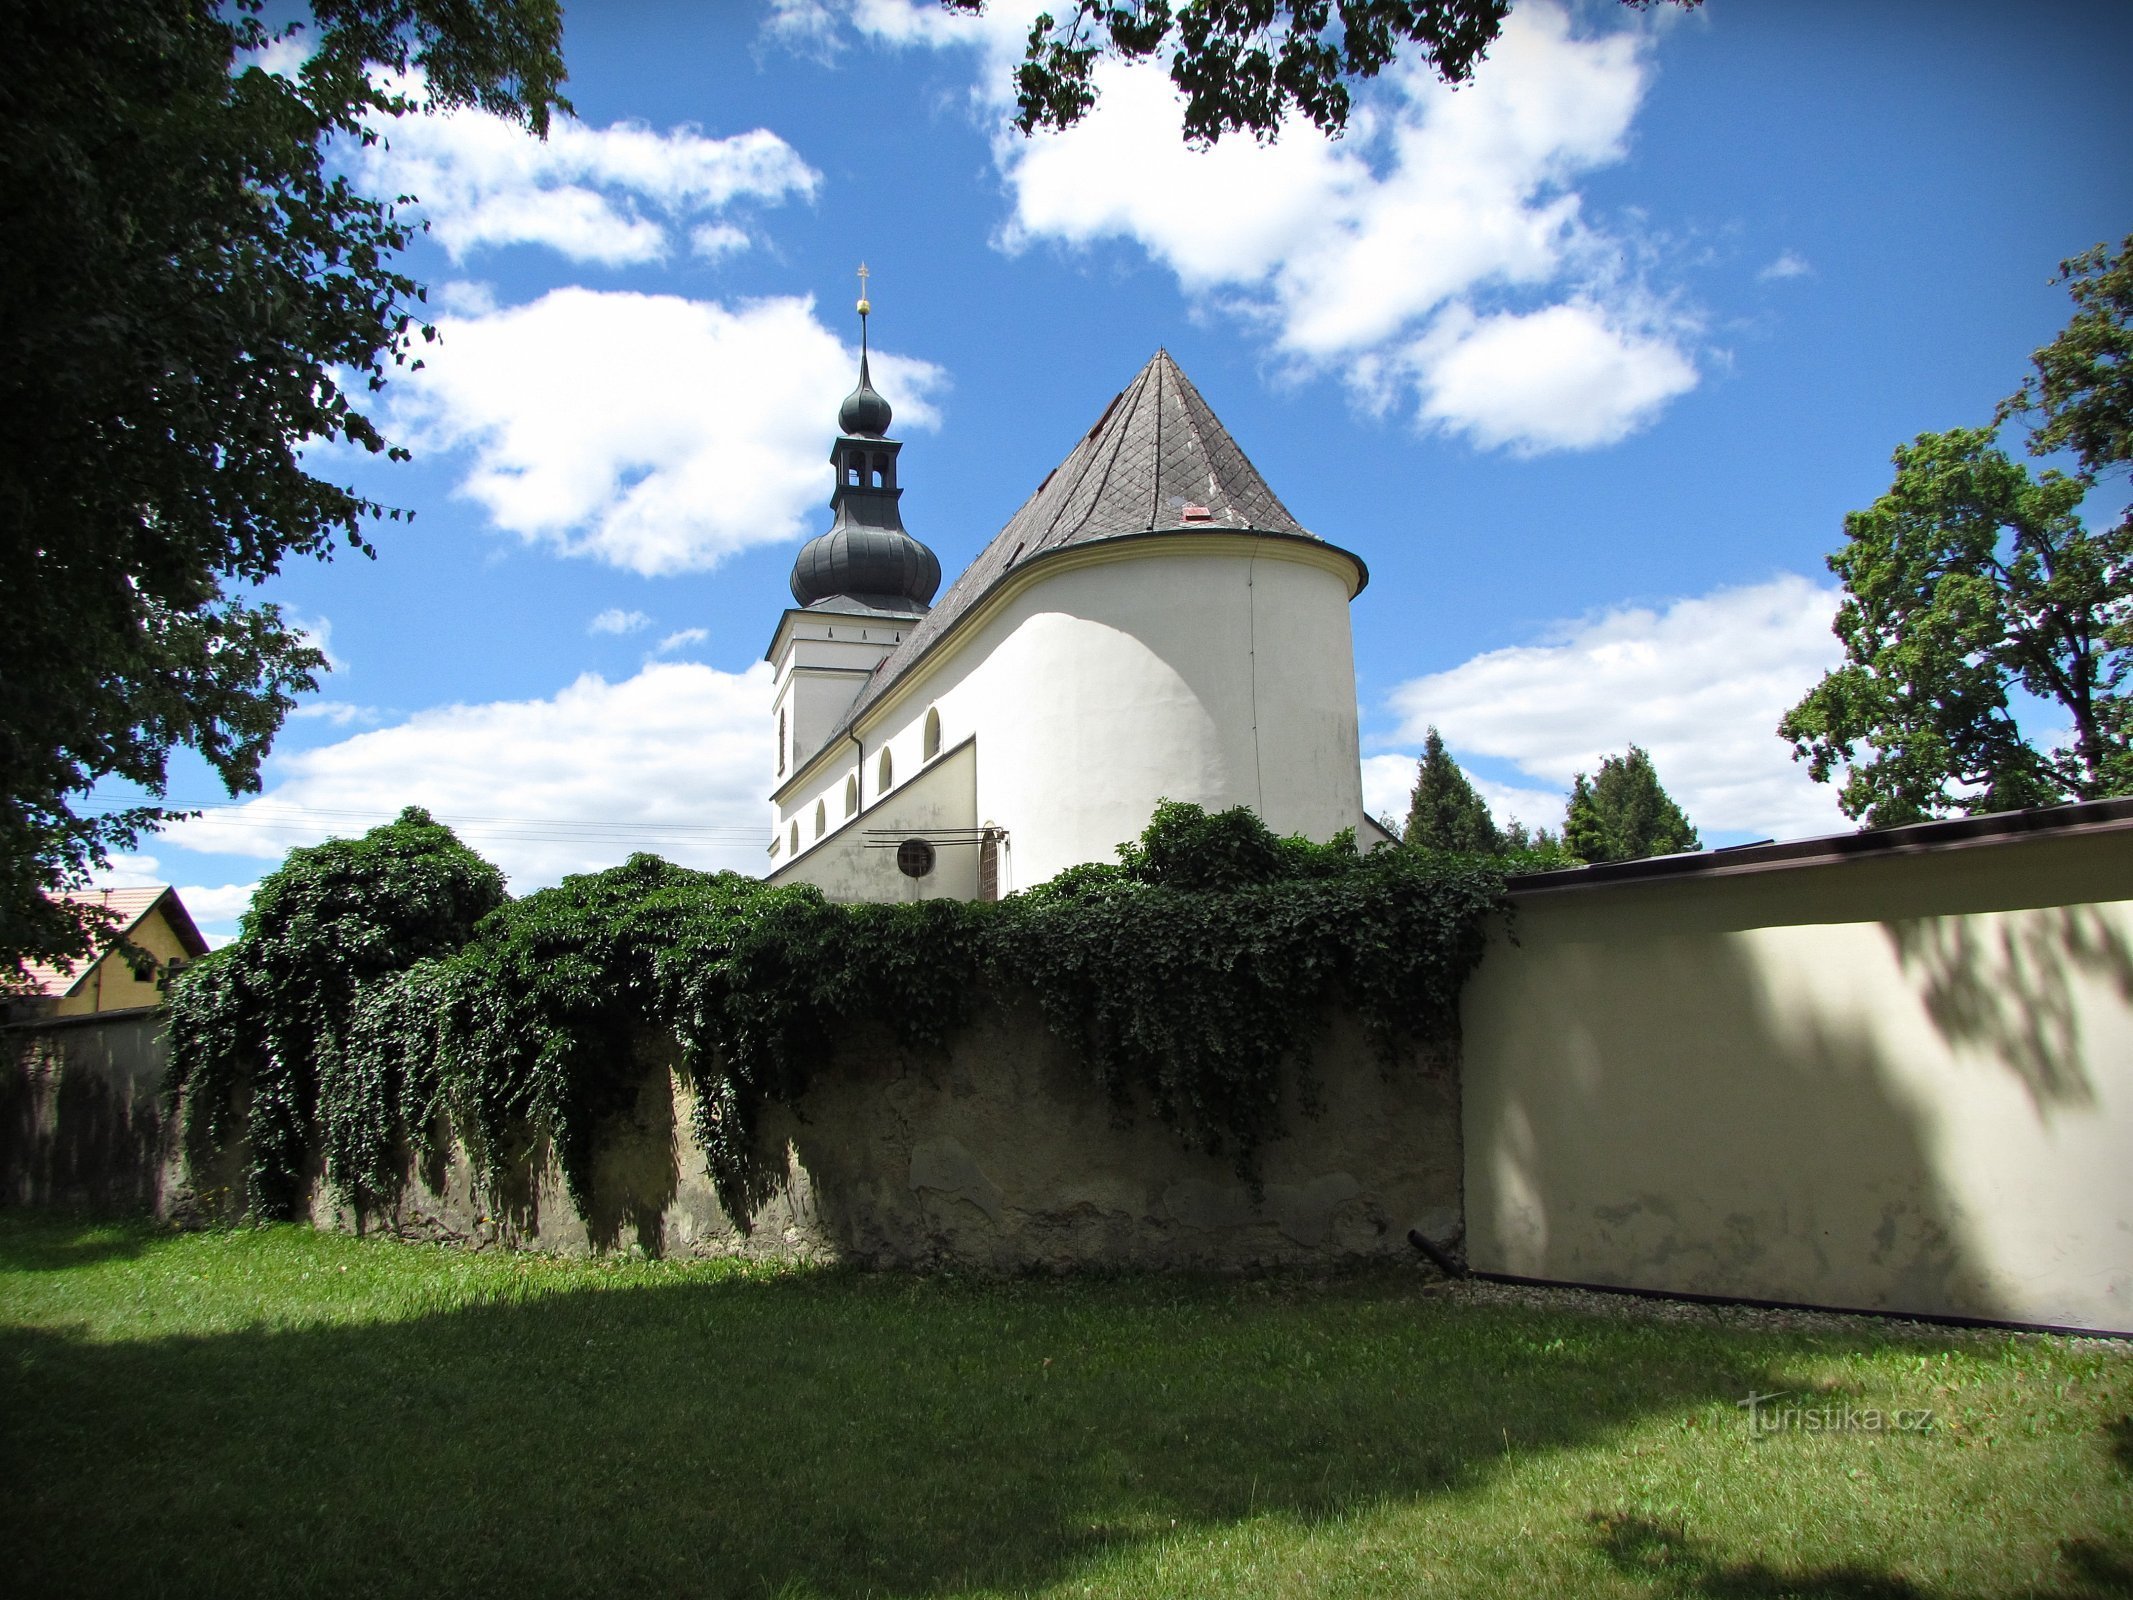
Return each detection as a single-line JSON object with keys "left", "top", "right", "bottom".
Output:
{"left": 768, "top": 619, "right": 909, "bottom": 860}
{"left": 798, "top": 541, "right": 1366, "bottom": 894}
{"left": 771, "top": 739, "right": 979, "bottom": 902}
{"left": 1461, "top": 829, "right": 2133, "bottom": 1333}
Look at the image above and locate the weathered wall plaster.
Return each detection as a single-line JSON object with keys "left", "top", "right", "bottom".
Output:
{"left": 307, "top": 994, "right": 1463, "bottom": 1273}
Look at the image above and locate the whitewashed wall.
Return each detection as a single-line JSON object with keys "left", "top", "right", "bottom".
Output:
{"left": 771, "top": 534, "right": 1368, "bottom": 895}
{"left": 1462, "top": 823, "right": 2133, "bottom": 1334}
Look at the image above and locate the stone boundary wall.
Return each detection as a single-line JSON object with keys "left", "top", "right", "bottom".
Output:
{"left": 0, "top": 989, "right": 1463, "bottom": 1273}
{"left": 311, "top": 994, "right": 1464, "bottom": 1272}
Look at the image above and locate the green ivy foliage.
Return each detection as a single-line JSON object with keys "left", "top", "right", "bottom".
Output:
{"left": 165, "top": 806, "right": 508, "bottom": 1218}
{"left": 168, "top": 800, "right": 1505, "bottom": 1230}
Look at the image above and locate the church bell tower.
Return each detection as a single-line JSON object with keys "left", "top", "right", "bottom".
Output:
{"left": 787, "top": 267, "right": 940, "bottom": 614}
{"left": 766, "top": 268, "right": 940, "bottom": 839}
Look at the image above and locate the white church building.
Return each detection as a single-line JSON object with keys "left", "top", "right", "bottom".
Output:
{"left": 765, "top": 313, "right": 1387, "bottom": 901}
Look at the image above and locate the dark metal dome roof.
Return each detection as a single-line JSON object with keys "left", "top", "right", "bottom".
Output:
{"left": 837, "top": 354, "right": 893, "bottom": 438}
{"left": 790, "top": 521, "right": 939, "bottom": 610}
{"left": 790, "top": 316, "right": 937, "bottom": 612}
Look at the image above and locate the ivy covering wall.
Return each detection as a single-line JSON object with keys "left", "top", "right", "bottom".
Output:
{"left": 167, "top": 803, "right": 1510, "bottom": 1228}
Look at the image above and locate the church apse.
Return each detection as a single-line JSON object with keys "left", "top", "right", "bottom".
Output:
{"left": 766, "top": 292, "right": 1374, "bottom": 900}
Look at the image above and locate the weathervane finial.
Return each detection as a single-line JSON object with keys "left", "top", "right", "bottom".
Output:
{"left": 856, "top": 262, "right": 872, "bottom": 358}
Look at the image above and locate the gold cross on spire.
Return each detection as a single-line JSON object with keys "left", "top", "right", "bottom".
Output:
{"left": 856, "top": 262, "right": 871, "bottom": 317}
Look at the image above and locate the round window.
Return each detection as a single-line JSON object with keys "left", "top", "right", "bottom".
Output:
{"left": 896, "top": 838, "right": 936, "bottom": 878}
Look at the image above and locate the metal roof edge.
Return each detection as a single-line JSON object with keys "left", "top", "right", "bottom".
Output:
{"left": 1504, "top": 796, "right": 2133, "bottom": 898}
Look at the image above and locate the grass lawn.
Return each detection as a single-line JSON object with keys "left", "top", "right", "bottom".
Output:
{"left": 1, "top": 1213, "right": 2127, "bottom": 1598}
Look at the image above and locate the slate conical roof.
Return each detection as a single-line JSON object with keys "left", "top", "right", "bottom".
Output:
{"left": 811, "top": 350, "right": 1353, "bottom": 750}
{"left": 993, "top": 347, "right": 1307, "bottom": 551}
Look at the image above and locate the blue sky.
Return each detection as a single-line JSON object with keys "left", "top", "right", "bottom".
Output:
{"left": 101, "top": 0, "right": 2133, "bottom": 941}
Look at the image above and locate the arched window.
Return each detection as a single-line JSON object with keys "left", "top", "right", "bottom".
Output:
{"left": 923, "top": 707, "right": 941, "bottom": 761}
{"left": 844, "top": 774, "right": 859, "bottom": 817}
{"left": 788, "top": 821, "right": 799, "bottom": 854}
{"left": 814, "top": 800, "right": 826, "bottom": 839}
{"left": 878, "top": 748, "right": 893, "bottom": 791}
{"left": 872, "top": 453, "right": 890, "bottom": 488}
{"left": 777, "top": 709, "right": 786, "bottom": 776}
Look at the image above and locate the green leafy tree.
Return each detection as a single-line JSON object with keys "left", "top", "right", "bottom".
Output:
{"left": 1563, "top": 746, "right": 1699, "bottom": 863}
{"left": 1, "top": 0, "right": 565, "bottom": 981}
{"left": 1403, "top": 727, "right": 1501, "bottom": 855}
{"left": 2002, "top": 235, "right": 2133, "bottom": 474}
{"left": 945, "top": 0, "right": 1698, "bottom": 146}
{"left": 1781, "top": 238, "right": 2133, "bottom": 826}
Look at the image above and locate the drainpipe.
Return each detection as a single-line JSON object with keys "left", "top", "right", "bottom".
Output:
{"left": 1408, "top": 1227, "right": 1468, "bottom": 1278}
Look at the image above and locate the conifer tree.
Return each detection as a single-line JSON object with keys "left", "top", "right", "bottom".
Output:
{"left": 1502, "top": 818, "right": 1563, "bottom": 854}
{"left": 1404, "top": 728, "right": 1502, "bottom": 854}
{"left": 1563, "top": 747, "right": 1700, "bottom": 863}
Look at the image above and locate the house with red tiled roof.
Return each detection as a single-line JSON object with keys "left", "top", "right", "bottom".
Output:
{"left": 7, "top": 887, "right": 210, "bottom": 1022}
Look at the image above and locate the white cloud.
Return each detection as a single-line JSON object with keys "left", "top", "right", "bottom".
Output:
{"left": 857, "top": 0, "right": 1698, "bottom": 454}
{"left": 351, "top": 96, "right": 819, "bottom": 265}
{"left": 655, "top": 627, "right": 709, "bottom": 656}
{"left": 89, "top": 853, "right": 256, "bottom": 945}
{"left": 291, "top": 701, "right": 383, "bottom": 728}
{"left": 91, "top": 854, "right": 168, "bottom": 891}
{"left": 1383, "top": 575, "right": 1850, "bottom": 840}
{"left": 1759, "top": 251, "right": 1812, "bottom": 281}
{"left": 1402, "top": 300, "right": 1699, "bottom": 453}
{"left": 176, "top": 883, "right": 260, "bottom": 946}
{"left": 435, "top": 279, "right": 501, "bottom": 316}
{"left": 589, "top": 607, "right": 652, "bottom": 636}
{"left": 290, "top": 612, "right": 346, "bottom": 674}
{"left": 765, "top": 0, "right": 844, "bottom": 58}
{"left": 388, "top": 288, "right": 945, "bottom": 575}
{"left": 162, "top": 663, "right": 776, "bottom": 885}
{"left": 690, "top": 222, "right": 752, "bottom": 261}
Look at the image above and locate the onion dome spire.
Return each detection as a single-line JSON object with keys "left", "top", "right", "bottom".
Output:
{"left": 838, "top": 265, "right": 893, "bottom": 438}
{"left": 789, "top": 266, "right": 940, "bottom": 612}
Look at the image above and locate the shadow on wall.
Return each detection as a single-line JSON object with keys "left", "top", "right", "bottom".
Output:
{"left": 1885, "top": 904, "right": 2133, "bottom": 1113}
{"left": 269, "top": 988, "right": 1463, "bottom": 1273}
{"left": 581, "top": 1054, "right": 683, "bottom": 1256}
{"left": 1472, "top": 926, "right": 1989, "bottom": 1319}
{"left": 1, "top": 1019, "right": 175, "bottom": 1214}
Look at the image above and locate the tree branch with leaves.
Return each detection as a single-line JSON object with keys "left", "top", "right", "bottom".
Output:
{"left": 1781, "top": 237, "right": 2133, "bottom": 827}
{"left": 0, "top": 0, "right": 566, "bottom": 978}
{"left": 942, "top": 0, "right": 1696, "bottom": 146}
